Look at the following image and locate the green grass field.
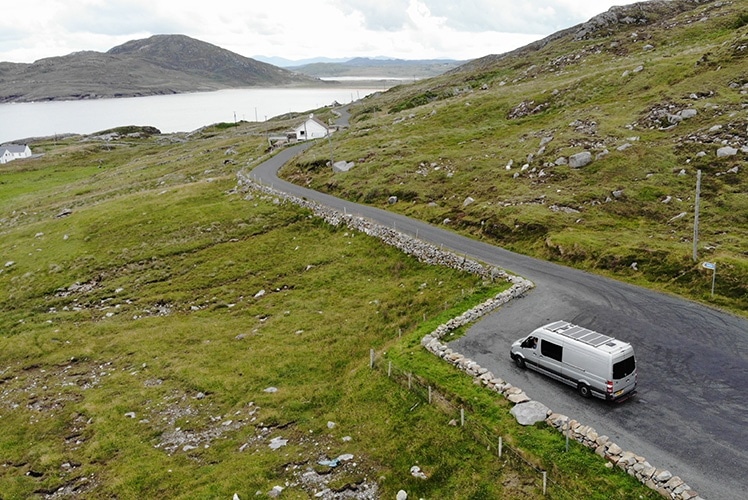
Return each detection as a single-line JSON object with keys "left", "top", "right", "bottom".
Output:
{"left": 0, "top": 122, "right": 661, "bottom": 498}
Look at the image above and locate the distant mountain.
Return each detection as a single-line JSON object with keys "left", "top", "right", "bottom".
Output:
{"left": 253, "top": 56, "right": 353, "bottom": 68}
{"left": 0, "top": 35, "right": 325, "bottom": 103}
{"left": 289, "top": 57, "right": 465, "bottom": 79}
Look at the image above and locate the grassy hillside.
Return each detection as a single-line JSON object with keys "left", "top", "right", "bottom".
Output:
{"left": 0, "top": 122, "right": 660, "bottom": 498}
{"left": 281, "top": 0, "right": 748, "bottom": 315}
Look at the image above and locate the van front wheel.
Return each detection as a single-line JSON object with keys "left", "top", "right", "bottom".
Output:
{"left": 514, "top": 356, "right": 526, "bottom": 369}
{"left": 577, "top": 383, "right": 592, "bottom": 398}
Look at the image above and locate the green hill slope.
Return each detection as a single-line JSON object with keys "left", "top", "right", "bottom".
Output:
{"left": 0, "top": 114, "right": 661, "bottom": 497}
{"left": 281, "top": 0, "right": 748, "bottom": 314}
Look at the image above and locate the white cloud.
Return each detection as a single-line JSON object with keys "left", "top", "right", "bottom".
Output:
{"left": 0, "top": 0, "right": 642, "bottom": 63}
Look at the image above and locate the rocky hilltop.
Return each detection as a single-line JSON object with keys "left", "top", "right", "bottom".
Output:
{"left": 0, "top": 34, "right": 325, "bottom": 103}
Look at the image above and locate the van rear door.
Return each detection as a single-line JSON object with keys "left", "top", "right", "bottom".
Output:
{"left": 610, "top": 354, "right": 636, "bottom": 399}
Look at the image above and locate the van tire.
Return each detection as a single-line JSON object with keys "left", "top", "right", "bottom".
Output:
{"left": 577, "top": 383, "right": 592, "bottom": 398}
{"left": 514, "top": 356, "right": 526, "bottom": 369}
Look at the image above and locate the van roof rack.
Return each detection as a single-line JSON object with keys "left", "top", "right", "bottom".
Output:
{"left": 545, "top": 320, "right": 615, "bottom": 347}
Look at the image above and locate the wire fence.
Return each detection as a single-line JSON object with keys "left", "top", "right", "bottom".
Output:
{"left": 370, "top": 349, "right": 581, "bottom": 499}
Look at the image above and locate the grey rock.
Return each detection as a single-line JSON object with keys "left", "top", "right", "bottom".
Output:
{"left": 679, "top": 109, "right": 698, "bottom": 119}
{"left": 607, "top": 443, "right": 623, "bottom": 455}
{"left": 569, "top": 151, "right": 593, "bottom": 168}
{"left": 410, "top": 465, "right": 427, "bottom": 479}
{"left": 668, "top": 212, "right": 688, "bottom": 222}
{"left": 717, "top": 146, "right": 738, "bottom": 157}
{"left": 655, "top": 469, "right": 672, "bottom": 482}
{"left": 507, "top": 392, "right": 531, "bottom": 404}
{"left": 511, "top": 400, "right": 551, "bottom": 425}
{"left": 268, "top": 437, "right": 288, "bottom": 450}
{"left": 333, "top": 160, "right": 355, "bottom": 172}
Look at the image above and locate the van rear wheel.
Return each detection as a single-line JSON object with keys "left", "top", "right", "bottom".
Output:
{"left": 577, "top": 383, "right": 592, "bottom": 398}
{"left": 514, "top": 356, "right": 526, "bottom": 369}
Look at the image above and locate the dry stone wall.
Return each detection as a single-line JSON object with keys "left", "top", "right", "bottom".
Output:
{"left": 237, "top": 170, "right": 701, "bottom": 500}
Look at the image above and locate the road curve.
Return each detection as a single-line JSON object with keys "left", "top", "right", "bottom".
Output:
{"left": 249, "top": 112, "right": 748, "bottom": 500}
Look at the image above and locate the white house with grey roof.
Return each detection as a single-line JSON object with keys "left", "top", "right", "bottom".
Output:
{"left": 0, "top": 144, "right": 32, "bottom": 164}
{"left": 293, "top": 115, "right": 332, "bottom": 141}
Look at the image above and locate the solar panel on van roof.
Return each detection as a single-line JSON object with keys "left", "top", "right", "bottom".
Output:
{"left": 546, "top": 321, "right": 614, "bottom": 347}
{"left": 545, "top": 320, "right": 569, "bottom": 331}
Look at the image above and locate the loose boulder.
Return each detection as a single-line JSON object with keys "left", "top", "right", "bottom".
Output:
{"left": 510, "top": 400, "right": 550, "bottom": 425}
{"left": 333, "top": 160, "right": 355, "bottom": 172}
{"left": 717, "top": 146, "right": 738, "bottom": 158}
{"left": 569, "top": 151, "right": 593, "bottom": 168}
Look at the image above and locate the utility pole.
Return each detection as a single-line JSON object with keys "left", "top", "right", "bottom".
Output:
{"left": 693, "top": 169, "right": 701, "bottom": 262}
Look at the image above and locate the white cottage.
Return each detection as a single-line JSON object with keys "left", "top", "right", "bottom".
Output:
{"left": 293, "top": 115, "right": 331, "bottom": 141}
{"left": 0, "top": 144, "right": 32, "bottom": 164}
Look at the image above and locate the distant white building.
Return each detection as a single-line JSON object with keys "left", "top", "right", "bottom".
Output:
{"left": 0, "top": 144, "right": 32, "bottom": 164}
{"left": 293, "top": 115, "right": 332, "bottom": 141}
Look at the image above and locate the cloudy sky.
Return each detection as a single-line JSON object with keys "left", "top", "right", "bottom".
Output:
{"left": 1, "top": 0, "right": 641, "bottom": 64}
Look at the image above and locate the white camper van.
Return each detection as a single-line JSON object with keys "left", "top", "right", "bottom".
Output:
{"left": 510, "top": 320, "right": 637, "bottom": 402}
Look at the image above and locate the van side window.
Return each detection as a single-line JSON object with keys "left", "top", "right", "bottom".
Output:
{"left": 540, "top": 340, "right": 563, "bottom": 361}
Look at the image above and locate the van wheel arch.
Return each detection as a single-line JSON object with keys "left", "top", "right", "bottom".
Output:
{"left": 577, "top": 383, "right": 592, "bottom": 398}
{"left": 514, "top": 355, "right": 526, "bottom": 369}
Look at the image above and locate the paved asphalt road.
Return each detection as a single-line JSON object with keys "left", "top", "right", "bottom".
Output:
{"left": 249, "top": 113, "right": 747, "bottom": 499}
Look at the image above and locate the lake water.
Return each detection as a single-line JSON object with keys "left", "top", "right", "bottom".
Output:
{"left": 0, "top": 87, "right": 383, "bottom": 144}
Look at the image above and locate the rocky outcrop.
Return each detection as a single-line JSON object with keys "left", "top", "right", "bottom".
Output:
{"left": 574, "top": 0, "right": 710, "bottom": 40}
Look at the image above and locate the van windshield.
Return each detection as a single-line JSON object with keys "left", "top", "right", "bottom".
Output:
{"left": 613, "top": 356, "right": 636, "bottom": 379}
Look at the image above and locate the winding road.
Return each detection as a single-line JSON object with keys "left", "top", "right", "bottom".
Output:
{"left": 249, "top": 108, "right": 748, "bottom": 499}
